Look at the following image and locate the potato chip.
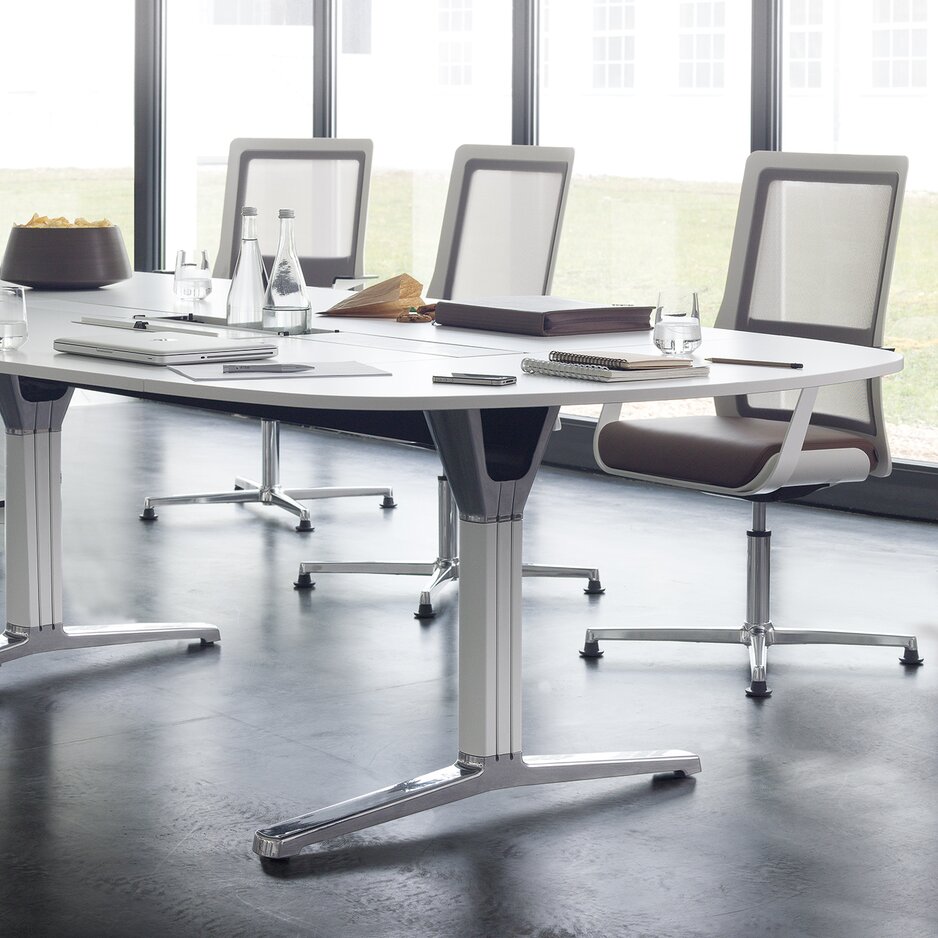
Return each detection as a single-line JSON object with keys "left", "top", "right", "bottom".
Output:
{"left": 18, "top": 213, "right": 112, "bottom": 229}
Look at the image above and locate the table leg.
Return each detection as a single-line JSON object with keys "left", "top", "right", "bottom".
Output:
{"left": 0, "top": 376, "right": 219, "bottom": 668}
{"left": 253, "top": 406, "right": 699, "bottom": 859}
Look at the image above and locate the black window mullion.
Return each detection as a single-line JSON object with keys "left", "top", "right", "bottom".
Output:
{"left": 134, "top": 0, "right": 165, "bottom": 271}
{"left": 751, "top": 0, "right": 782, "bottom": 152}
{"left": 314, "top": 0, "right": 337, "bottom": 138}
{"left": 512, "top": 0, "right": 539, "bottom": 145}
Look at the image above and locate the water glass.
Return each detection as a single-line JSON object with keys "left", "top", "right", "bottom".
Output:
{"left": 173, "top": 249, "right": 212, "bottom": 300}
{"left": 0, "top": 283, "right": 28, "bottom": 350}
{"left": 654, "top": 289, "right": 702, "bottom": 355}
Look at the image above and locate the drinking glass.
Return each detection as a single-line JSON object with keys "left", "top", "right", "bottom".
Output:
{"left": 173, "top": 249, "right": 212, "bottom": 300}
{"left": 0, "top": 284, "right": 28, "bottom": 350}
{"left": 653, "top": 289, "right": 701, "bottom": 355}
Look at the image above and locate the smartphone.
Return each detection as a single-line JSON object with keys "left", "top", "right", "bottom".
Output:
{"left": 432, "top": 373, "right": 517, "bottom": 386}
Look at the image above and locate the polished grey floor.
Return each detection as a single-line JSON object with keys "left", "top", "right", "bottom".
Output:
{"left": 1, "top": 397, "right": 936, "bottom": 938}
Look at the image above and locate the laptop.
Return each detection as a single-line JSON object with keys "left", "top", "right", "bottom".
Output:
{"left": 53, "top": 331, "right": 278, "bottom": 366}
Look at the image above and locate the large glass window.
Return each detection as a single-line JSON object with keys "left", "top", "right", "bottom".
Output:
{"left": 542, "top": 0, "right": 749, "bottom": 420}
{"left": 0, "top": 1, "right": 135, "bottom": 263}
{"left": 164, "top": 0, "right": 316, "bottom": 269}
{"left": 541, "top": 1, "right": 748, "bottom": 319}
{"left": 337, "top": 0, "right": 512, "bottom": 290}
{"left": 782, "top": 0, "right": 938, "bottom": 462}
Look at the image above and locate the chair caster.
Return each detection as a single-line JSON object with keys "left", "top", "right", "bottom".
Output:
{"left": 584, "top": 578, "right": 605, "bottom": 595}
{"left": 140, "top": 506, "right": 158, "bottom": 521}
{"left": 900, "top": 647, "right": 924, "bottom": 666}
{"left": 295, "top": 519, "right": 314, "bottom": 533}
{"left": 414, "top": 602, "right": 436, "bottom": 620}
{"left": 380, "top": 495, "right": 397, "bottom": 509}
{"left": 293, "top": 572, "right": 315, "bottom": 590}
{"left": 579, "top": 640, "right": 604, "bottom": 659}
{"left": 745, "top": 680, "right": 772, "bottom": 698}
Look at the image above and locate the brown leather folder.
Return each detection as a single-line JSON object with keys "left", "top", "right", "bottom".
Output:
{"left": 433, "top": 297, "right": 653, "bottom": 336}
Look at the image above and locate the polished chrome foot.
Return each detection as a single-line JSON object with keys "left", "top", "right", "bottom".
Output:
{"left": 0, "top": 621, "right": 220, "bottom": 667}
{"left": 253, "top": 748, "right": 700, "bottom": 859}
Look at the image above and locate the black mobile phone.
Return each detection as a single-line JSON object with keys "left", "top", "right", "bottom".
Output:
{"left": 432, "top": 373, "right": 517, "bottom": 386}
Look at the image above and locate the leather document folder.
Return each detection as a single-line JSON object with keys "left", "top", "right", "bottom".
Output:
{"left": 433, "top": 296, "right": 653, "bottom": 337}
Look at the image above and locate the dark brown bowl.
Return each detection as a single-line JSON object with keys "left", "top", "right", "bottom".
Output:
{"left": 0, "top": 225, "right": 132, "bottom": 289}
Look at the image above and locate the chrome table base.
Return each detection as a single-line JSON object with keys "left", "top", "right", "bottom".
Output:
{"left": 141, "top": 417, "right": 395, "bottom": 531}
{"left": 254, "top": 748, "right": 700, "bottom": 859}
{"left": 0, "top": 621, "right": 219, "bottom": 665}
{"left": 581, "top": 503, "right": 923, "bottom": 697}
{"left": 257, "top": 406, "right": 698, "bottom": 858}
{"left": 0, "top": 374, "right": 221, "bottom": 672}
{"left": 295, "top": 476, "right": 603, "bottom": 617}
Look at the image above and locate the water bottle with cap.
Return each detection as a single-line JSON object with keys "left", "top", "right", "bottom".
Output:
{"left": 226, "top": 206, "right": 267, "bottom": 327}
{"left": 262, "top": 208, "right": 311, "bottom": 334}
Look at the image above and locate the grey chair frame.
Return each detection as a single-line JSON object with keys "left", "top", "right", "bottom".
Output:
{"left": 581, "top": 151, "right": 922, "bottom": 695}
{"left": 141, "top": 138, "right": 394, "bottom": 531}
{"left": 296, "top": 144, "right": 603, "bottom": 616}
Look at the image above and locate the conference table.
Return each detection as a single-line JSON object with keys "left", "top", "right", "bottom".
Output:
{"left": 0, "top": 273, "right": 903, "bottom": 859}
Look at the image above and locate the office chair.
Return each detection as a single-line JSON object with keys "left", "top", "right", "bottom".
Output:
{"left": 295, "top": 143, "right": 603, "bottom": 616}
{"left": 581, "top": 150, "right": 923, "bottom": 697}
{"left": 140, "top": 138, "right": 395, "bottom": 531}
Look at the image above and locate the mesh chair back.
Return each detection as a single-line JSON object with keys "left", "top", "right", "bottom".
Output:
{"left": 214, "top": 138, "right": 372, "bottom": 288}
{"left": 714, "top": 151, "right": 906, "bottom": 473}
{"left": 428, "top": 144, "right": 574, "bottom": 301}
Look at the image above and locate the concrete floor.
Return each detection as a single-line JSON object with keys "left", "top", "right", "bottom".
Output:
{"left": 1, "top": 397, "right": 936, "bottom": 938}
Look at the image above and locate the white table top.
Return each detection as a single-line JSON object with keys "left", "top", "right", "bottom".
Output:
{"left": 5, "top": 273, "right": 903, "bottom": 412}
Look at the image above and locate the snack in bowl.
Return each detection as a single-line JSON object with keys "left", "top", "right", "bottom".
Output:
{"left": 19, "top": 213, "right": 113, "bottom": 229}
{"left": 1, "top": 212, "right": 131, "bottom": 289}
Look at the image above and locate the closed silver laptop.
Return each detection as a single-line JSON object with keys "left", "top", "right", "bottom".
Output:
{"left": 53, "top": 331, "right": 278, "bottom": 366}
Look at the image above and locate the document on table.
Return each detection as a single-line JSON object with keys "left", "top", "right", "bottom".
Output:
{"left": 168, "top": 361, "right": 391, "bottom": 381}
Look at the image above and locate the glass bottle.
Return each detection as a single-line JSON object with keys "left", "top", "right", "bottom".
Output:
{"left": 226, "top": 206, "right": 267, "bottom": 327}
{"left": 262, "top": 208, "right": 311, "bottom": 334}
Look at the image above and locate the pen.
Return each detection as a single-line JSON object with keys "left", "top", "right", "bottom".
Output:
{"left": 705, "top": 357, "right": 804, "bottom": 369}
{"left": 222, "top": 363, "right": 315, "bottom": 373}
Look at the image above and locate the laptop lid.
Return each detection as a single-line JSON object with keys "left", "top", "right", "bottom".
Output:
{"left": 53, "top": 331, "right": 278, "bottom": 365}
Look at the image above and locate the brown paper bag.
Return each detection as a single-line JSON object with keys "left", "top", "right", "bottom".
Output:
{"left": 326, "top": 273, "right": 426, "bottom": 318}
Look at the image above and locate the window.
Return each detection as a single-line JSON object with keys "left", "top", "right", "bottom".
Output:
{"left": 783, "top": 0, "right": 938, "bottom": 463}
{"left": 872, "top": 0, "right": 928, "bottom": 89}
{"left": 789, "top": 0, "right": 824, "bottom": 89}
{"left": 542, "top": 0, "right": 748, "bottom": 306}
{"left": 0, "top": 1, "right": 135, "bottom": 263}
{"left": 338, "top": 0, "right": 510, "bottom": 286}
{"left": 438, "top": 0, "right": 473, "bottom": 86}
{"left": 678, "top": 1, "right": 726, "bottom": 89}
{"left": 163, "top": 0, "right": 315, "bottom": 264}
{"left": 592, "top": 1, "right": 636, "bottom": 90}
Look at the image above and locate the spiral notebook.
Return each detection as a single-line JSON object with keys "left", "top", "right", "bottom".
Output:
{"left": 521, "top": 357, "right": 709, "bottom": 382}
{"left": 547, "top": 349, "right": 695, "bottom": 370}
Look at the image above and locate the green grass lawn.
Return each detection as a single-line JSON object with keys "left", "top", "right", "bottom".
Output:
{"left": 2, "top": 168, "right": 936, "bottom": 435}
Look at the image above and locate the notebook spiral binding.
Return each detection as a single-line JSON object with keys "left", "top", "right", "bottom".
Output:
{"left": 521, "top": 358, "right": 612, "bottom": 380}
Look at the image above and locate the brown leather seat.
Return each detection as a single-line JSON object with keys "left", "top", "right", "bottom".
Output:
{"left": 597, "top": 415, "right": 879, "bottom": 490}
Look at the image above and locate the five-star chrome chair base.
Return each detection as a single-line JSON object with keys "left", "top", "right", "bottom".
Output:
{"left": 581, "top": 502, "right": 923, "bottom": 697}
{"left": 141, "top": 418, "right": 395, "bottom": 531}
{"left": 293, "top": 476, "right": 603, "bottom": 618}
